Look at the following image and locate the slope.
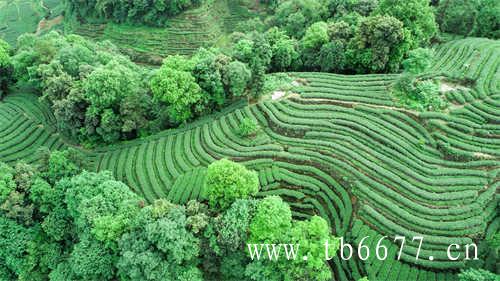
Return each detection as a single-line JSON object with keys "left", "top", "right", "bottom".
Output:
{"left": 0, "top": 38, "right": 498, "bottom": 281}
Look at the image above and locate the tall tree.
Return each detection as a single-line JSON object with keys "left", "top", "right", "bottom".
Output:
{"left": 377, "top": 0, "right": 437, "bottom": 46}
{"left": 151, "top": 55, "right": 202, "bottom": 124}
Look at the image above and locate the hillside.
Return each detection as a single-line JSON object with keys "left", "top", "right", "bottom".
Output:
{"left": 67, "top": 0, "right": 261, "bottom": 64}
{"left": 1, "top": 38, "right": 498, "bottom": 280}
{"left": 0, "top": 0, "right": 261, "bottom": 64}
{"left": 0, "top": 0, "right": 63, "bottom": 45}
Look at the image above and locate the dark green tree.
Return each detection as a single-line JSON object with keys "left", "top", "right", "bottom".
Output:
{"left": 377, "top": 0, "right": 437, "bottom": 46}
{"left": 436, "top": 0, "right": 479, "bottom": 36}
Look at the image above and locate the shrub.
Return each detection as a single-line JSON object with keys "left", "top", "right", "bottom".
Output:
{"left": 237, "top": 118, "right": 260, "bottom": 137}
{"left": 402, "top": 48, "right": 434, "bottom": 74}
{"left": 393, "top": 75, "right": 446, "bottom": 111}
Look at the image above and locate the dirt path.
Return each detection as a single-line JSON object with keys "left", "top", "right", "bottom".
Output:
{"left": 36, "top": 15, "right": 63, "bottom": 35}
{"left": 35, "top": 0, "right": 64, "bottom": 35}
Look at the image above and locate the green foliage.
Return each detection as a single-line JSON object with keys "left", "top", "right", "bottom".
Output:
{"left": 82, "top": 61, "right": 145, "bottom": 143}
{"left": 436, "top": 0, "right": 498, "bottom": 39}
{"left": 42, "top": 149, "right": 82, "bottom": 184}
{"left": 151, "top": 55, "right": 203, "bottom": 124}
{"left": 301, "top": 21, "right": 329, "bottom": 50}
{"left": 0, "top": 162, "right": 15, "bottom": 203}
{"left": 248, "top": 196, "right": 292, "bottom": 243}
{"left": 487, "top": 232, "right": 500, "bottom": 248}
{"left": 205, "top": 159, "right": 259, "bottom": 209}
{"left": 0, "top": 217, "right": 32, "bottom": 277}
{"left": 117, "top": 199, "right": 202, "bottom": 281}
{"left": 402, "top": 48, "right": 434, "bottom": 74}
{"left": 458, "top": 268, "right": 499, "bottom": 281}
{"left": 236, "top": 18, "right": 267, "bottom": 33}
{"left": 265, "top": 28, "right": 300, "bottom": 72}
{"left": 65, "top": 0, "right": 203, "bottom": 27}
{"left": 64, "top": 171, "right": 142, "bottom": 244}
{"left": 215, "top": 199, "right": 257, "bottom": 252}
{"left": 472, "top": 0, "right": 500, "bottom": 39}
{"left": 247, "top": 198, "right": 337, "bottom": 281}
{"left": 377, "top": 0, "right": 437, "bottom": 46}
{"left": 394, "top": 75, "right": 446, "bottom": 111}
{"left": 192, "top": 48, "right": 229, "bottom": 108}
{"left": 286, "top": 216, "right": 338, "bottom": 281}
{"left": 273, "top": 0, "right": 329, "bottom": 38}
{"left": 12, "top": 32, "right": 153, "bottom": 145}
{"left": 300, "top": 21, "right": 330, "bottom": 68}
{"left": 351, "top": 15, "right": 410, "bottom": 72}
{"left": 69, "top": 234, "right": 116, "bottom": 280}
{"left": 224, "top": 61, "right": 252, "bottom": 97}
{"left": 237, "top": 118, "right": 260, "bottom": 137}
{"left": 0, "top": 40, "right": 14, "bottom": 99}
{"left": 317, "top": 40, "right": 348, "bottom": 72}
{"left": 233, "top": 33, "right": 273, "bottom": 98}
{"left": 436, "top": 0, "right": 478, "bottom": 36}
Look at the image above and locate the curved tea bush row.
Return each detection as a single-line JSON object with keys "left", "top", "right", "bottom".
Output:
{"left": 167, "top": 167, "right": 207, "bottom": 204}
{"left": 0, "top": 93, "right": 65, "bottom": 165}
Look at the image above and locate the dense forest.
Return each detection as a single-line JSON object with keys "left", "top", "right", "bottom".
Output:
{"left": 0, "top": 0, "right": 498, "bottom": 280}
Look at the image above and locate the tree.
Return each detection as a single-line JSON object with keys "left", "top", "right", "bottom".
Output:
{"left": 0, "top": 162, "right": 16, "bottom": 203}
{"left": 472, "top": 0, "right": 500, "bottom": 39}
{"left": 69, "top": 234, "right": 116, "bottom": 281}
{"left": 237, "top": 118, "right": 260, "bottom": 137}
{"left": 317, "top": 40, "right": 347, "bottom": 72}
{"left": 351, "top": 15, "right": 410, "bottom": 72}
{"left": 192, "top": 48, "right": 228, "bottom": 108}
{"left": 0, "top": 217, "right": 33, "bottom": 278}
{"left": 63, "top": 171, "right": 142, "bottom": 243}
{"left": 377, "top": 0, "right": 437, "bottom": 46}
{"left": 266, "top": 28, "right": 300, "bottom": 72}
{"left": 0, "top": 40, "right": 13, "bottom": 99}
{"left": 65, "top": 0, "right": 202, "bottom": 27}
{"left": 233, "top": 33, "right": 272, "bottom": 98}
{"left": 402, "top": 48, "right": 434, "bottom": 74}
{"left": 42, "top": 149, "right": 82, "bottom": 184}
{"left": 436, "top": 0, "right": 479, "bottom": 36}
{"left": 273, "top": 0, "right": 328, "bottom": 38}
{"left": 248, "top": 196, "right": 292, "bottom": 243}
{"left": 224, "top": 61, "right": 252, "bottom": 98}
{"left": 393, "top": 76, "right": 445, "bottom": 111}
{"left": 215, "top": 199, "right": 257, "bottom": 252}
{"left": 236, "top": 18, "right": 266, "bottom": 33}
{"left": 117, "top": 199, "right": 202, "bottom": 281}
{"left": 247, "top": 198, "right": 338, "bottom": 281}
{"left": 300, "top": 21, "right": 330, "bottom": 69}
{"left": 286, "top": 216, "right": 337, "bottom": 281}
{"left": 12, "top": 32, "right": 154, "bottom": 145}
{"left": 151, "top": 55, "right": 202, "bottom": 124}
{"left": 205, "top": 159, "right": 259, "bottom": 210}
{"left": 82, "top": 60, "right": 146, "bottom": 143}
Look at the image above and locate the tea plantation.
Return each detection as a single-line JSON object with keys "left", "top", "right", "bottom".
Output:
{"left": 1, "top": 38, "right": 498, "bottom": 280}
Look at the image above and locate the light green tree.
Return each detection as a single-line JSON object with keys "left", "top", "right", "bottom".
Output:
{"left": 205, "top": 159, "right": 259, "bottom": 210}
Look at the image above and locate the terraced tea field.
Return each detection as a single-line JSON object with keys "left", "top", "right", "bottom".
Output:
{"left": 70, "top": 0, "right": 260, "bottom": 64}
{"left": 0, "top": 38, "right": 498, "bottom": 280}
{"left": 0, "top": 0, "right": 43, "bottom": 44}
